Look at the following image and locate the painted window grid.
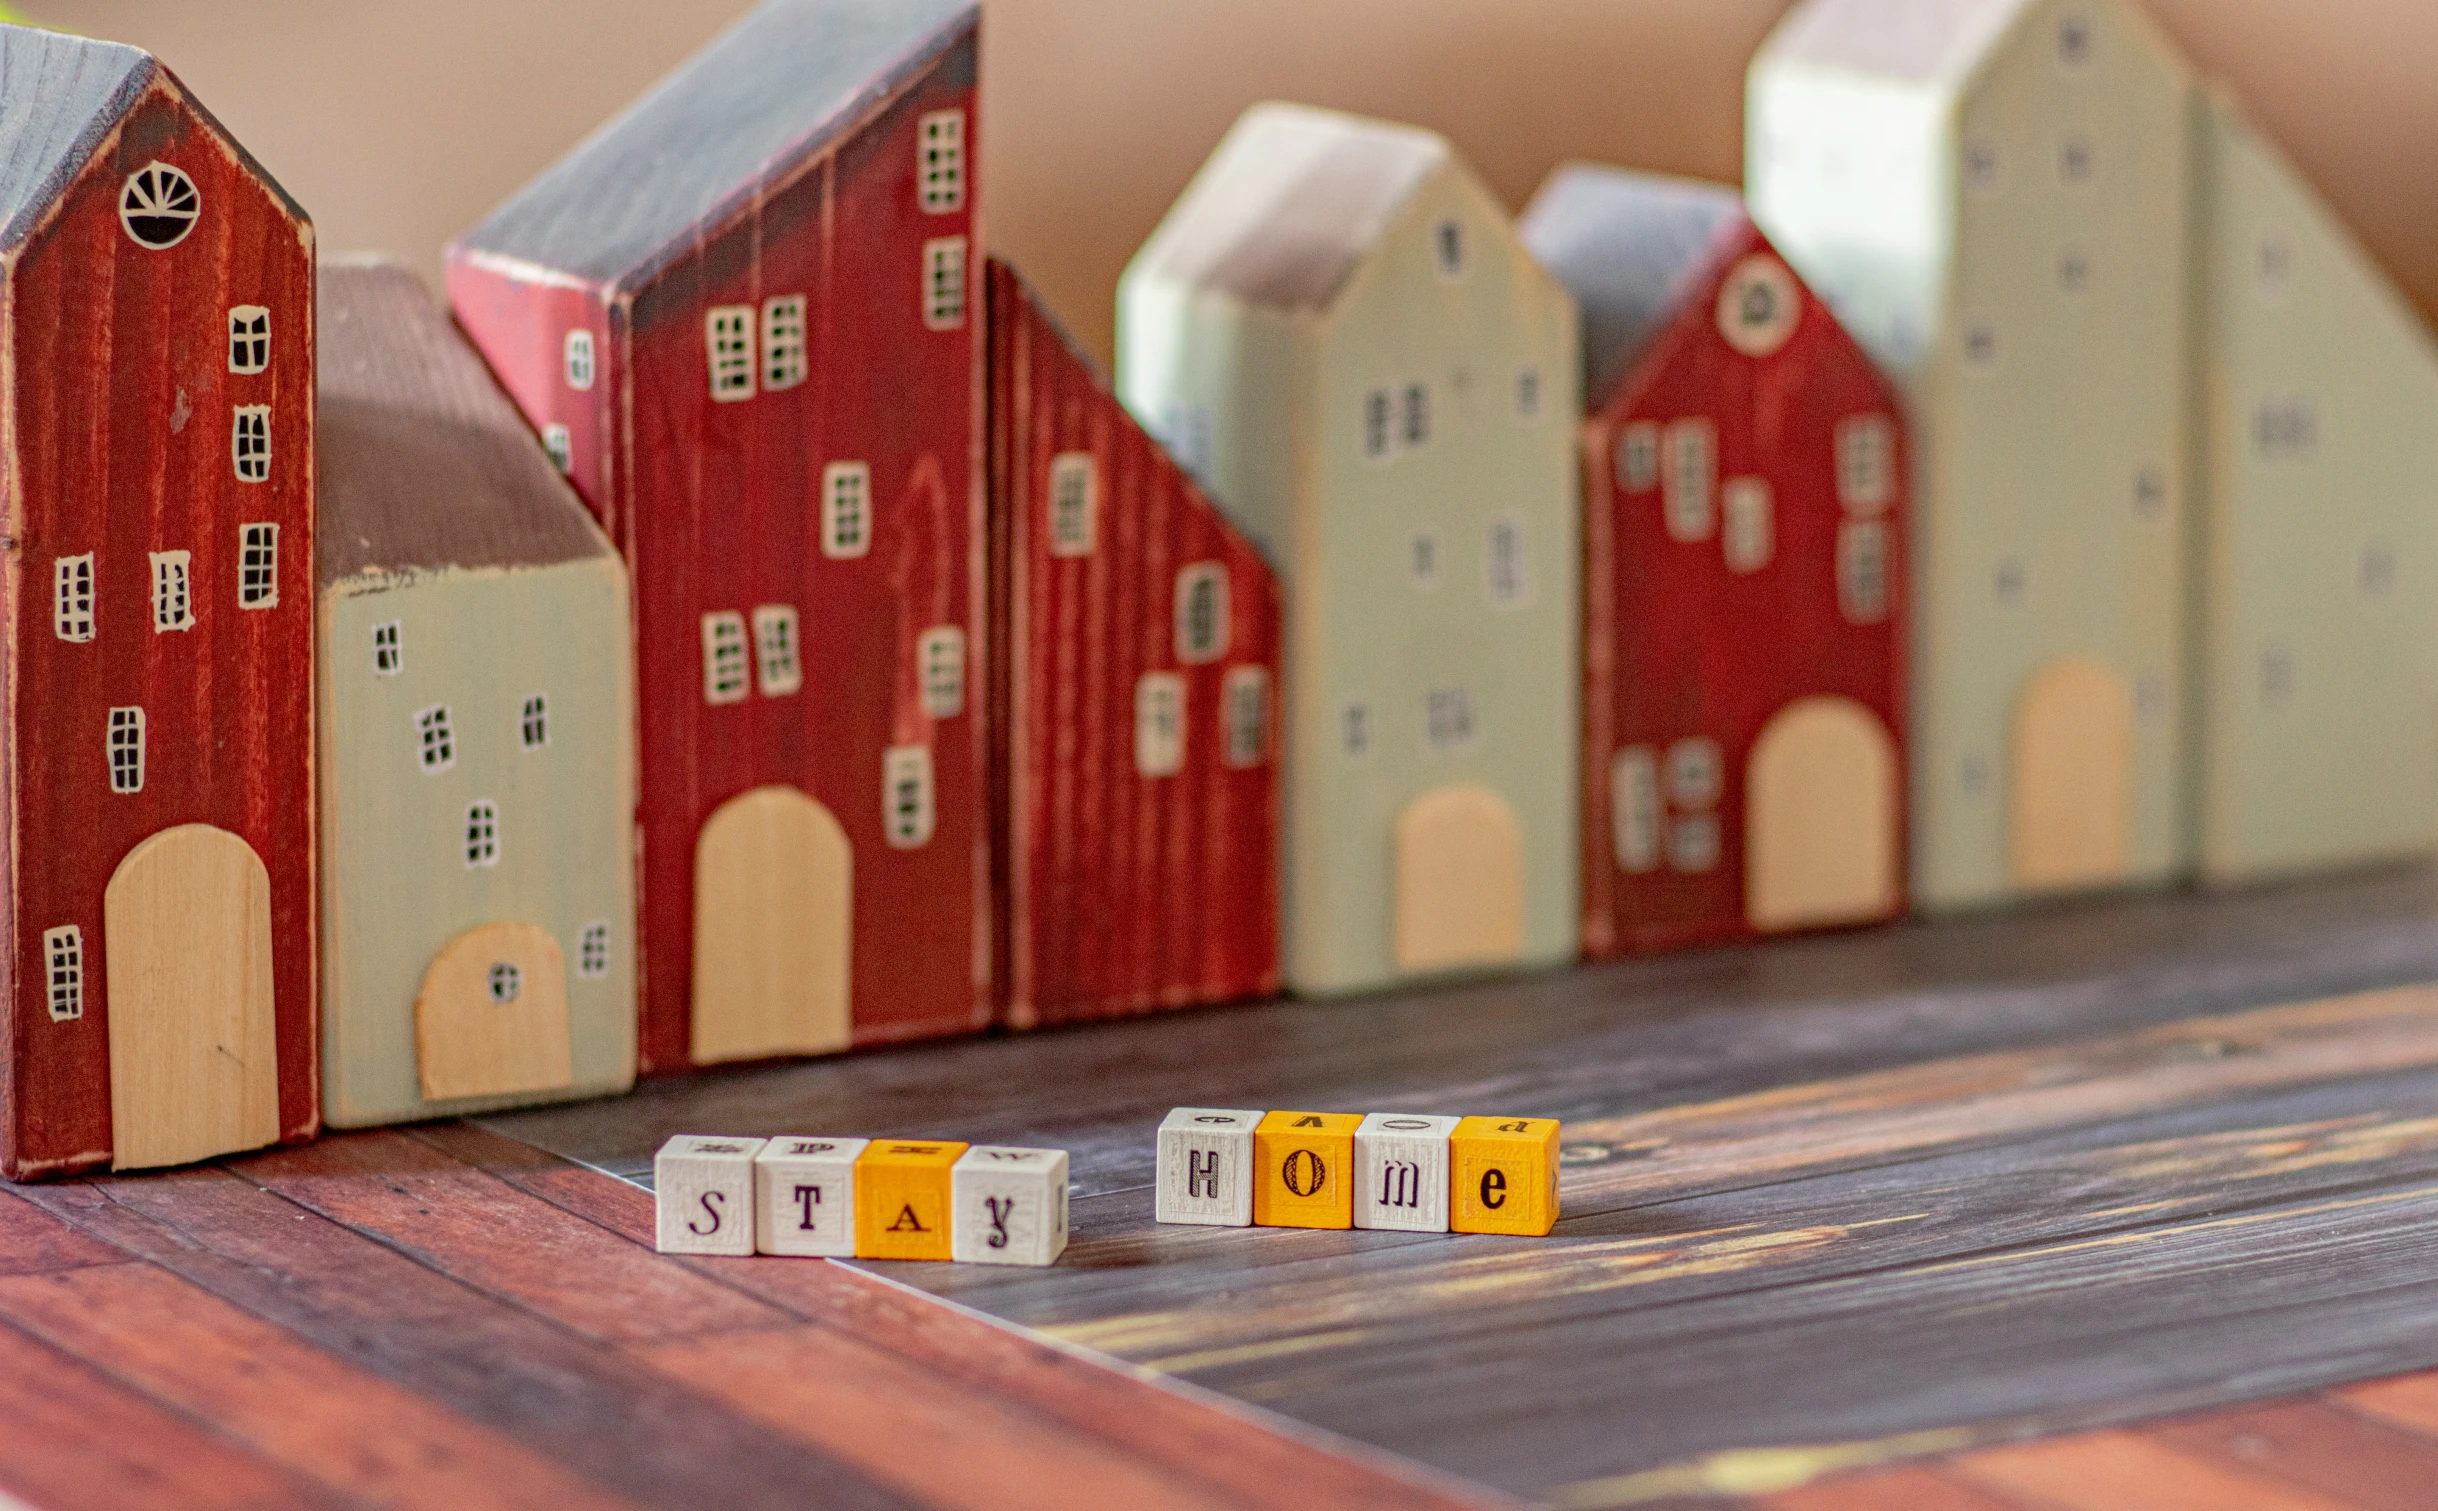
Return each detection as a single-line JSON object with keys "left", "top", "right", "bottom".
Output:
{"left": 464, "top": 800, "right": 500, "bottom": 869}
{"left": 1486, "top": 514, "right": 1533, "bottom": 610}
{"left": 919, "top": 109, "right": 967, "bottom": 214}
{"left": 1175, "top": 564, "right": 1229, "bottom": 665}
{"left": 577, "top": 921, "right": 612, "bottom": 980}
{"left": 884, "top": 745, "right": 936, "bottom": 849}
{"left": 488, "top": 962, "right": 523, "bottom": 1004}
{"left": 54, "top": 554, "right": 95, "bottom": 643}
{"left": 564, "top": 329, "right": 595, "bottom": 390}
{"left": 1835, "top": 415, "right": 1896, "bottom": 513}
{"left": 923, "top": 237, "right": 969, "bottom": 330}
{"left": 1223, "top": 666, "right": 1270, "bottom": 770}
{"left": 239, "top": 523, "right": 279, "bottom": 609}
{"left": 542, "top": 424, "right": 573, "bottom": 475}
{"left": 1722, "top": 478, "right": 1776, "bottom": 574}
{"left": 1662, "top": 419, "right": 1717, "bottom": 542}
{"left": 119, "top": 161, "right": 198, "bottom": 250}
{"left": 762, "top": 295, "right": 809, "bottom": 391}
{"left": 1135, "top": 673, "right": 1186, "bottom": 777}
{"left": 1617, "top": 422, "right": 1661, "bottom": 493}
{"left": 706, "top": 306, "right": 756, "bottom": 402}
{"left": 521, "top": 694, "right": 550, "bottom": 749}
{"left": 702, "top": 612, "right": 751, "bottom": 705}
{"left": 417, "top": 705, "right": 457, "bottom": 772}
{"left": 919, "top": 626, "right": 965, "bottom": 718}
{"left": 149, "top": 551, "right": 195, "bottom": 633}
{"left": 754, "top": 605, "right": 803, "bottom": 697}
{"left": 372, "top": 621, "right": 403, "bottom": 675}
{"left": 227, "top": 306, "right": 270, "bottom": 374}
{"left": 43, "top": 926, "right": 83, "bottom": 1022}
{"left": 1839, "top": 520, "right": 1891, "bottom": 624}
{"left": 1434, "top": 218, "right": 1466, "bottom": 280}
{"left": 1400, "top": 383, "right": 1432, "bottom": 450}
{"left": 1425, "top": 685, "right": 1478, "bottom": 755}
{"left": 1612, "top": 747, "right": 1661, "bottom": 874}
{"left": 823, "top": 462, "right": 873, "bottom": 559}
{"left": 1048, "top": 453, "right": 1098, "bottom": 557}
{"left": 1362, "top": 388, "right": 1395, "bottom": 463}
{"left": 107, "top": 707, "right": 144, "bottom": 794}
{"left": 233, "top": 406, "right": 272, "bottom": 483}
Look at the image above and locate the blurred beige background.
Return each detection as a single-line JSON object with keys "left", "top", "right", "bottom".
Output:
{"left": 38, "top": 0, "right": 2438, "bottom": 366}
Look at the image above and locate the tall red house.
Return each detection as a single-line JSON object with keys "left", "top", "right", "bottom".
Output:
{"left": 986, "top": 259, "right": 1280, "bottom": 1026}
{"left": 1521, "top": 165, "right": 1908, "bottom": 956}
{"left": 449, "top": 0, "right": 986, "bottom": 1070}
{"left": 0, "top": 25, "right": 317, "bottom": 1177}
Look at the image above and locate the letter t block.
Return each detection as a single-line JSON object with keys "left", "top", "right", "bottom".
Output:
{"left": 1252, "top": 1111, "right": 1360, "bottom": 1229}
{"left": 1155, "top": 1107, "right": 1262, "bottom": 1226}
{"left": 853, "top": 1140, "right": 968, "bottom": 1260}
{"left": 1450, "top": 1116, "right": 1562, "bottom": 1236}
{"left": 654, "top": 1134, "right": 767, "bottom": 1255}
{"left": 754, "top": 1136, "right": 869, "bottom": 1256}
{"left": 1354, "top": 1113, "right": 1458, "bottom": 1232}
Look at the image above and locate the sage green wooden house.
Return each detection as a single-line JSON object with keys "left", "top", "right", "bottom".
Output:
{"left": 1118, "top": 103, "right": 1582, "bottom": 995}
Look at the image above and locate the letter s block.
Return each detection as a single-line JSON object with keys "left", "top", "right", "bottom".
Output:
{"left": 754, "top": 1136, "right": 869, "bottom": 1256}
{"left": 1252, "top": 1111, "right": 1361, "bottom": 1229}
{"left": 654, "top": 1135, "right": 768, "bottom": 1255}
{"left": 1354, "top": 1113, "right": 1458, "bottom": 1233}
{"left": 1449, "top": 1116, "right": 1561, "bottom": 1236}
{"left": 1156, "top": 1107, "right": 1262, "bottom": 1226}
{"left": 853, "top": 1140, "right": 968, "bottom": 1261}
{"left": 950, "top": 1146, "right": 1070, "bottom": 1266}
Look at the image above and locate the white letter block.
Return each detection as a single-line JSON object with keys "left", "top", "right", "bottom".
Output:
{"left": 754, "top": 1136, "right": 869, "bottom": 1256}
{"left": 654, "top": 1135, "right": 767, "bottom": 1255}
{"left": 950, "top": 1146, "right": 1070, "bottom": 1266}
{"left": 1353, "top": 1114, "right": 1458, "bottom": 1233}
{"left": 1156, "top": 1107, "right": 1261, "bottom": 1226}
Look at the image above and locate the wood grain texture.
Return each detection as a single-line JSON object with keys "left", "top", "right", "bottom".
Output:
{"left": 1949, "top": 1431, "right": 2357, "bottom": 1511}
{"left": 414, "top": 921, "right": 574, "bottom": 1101}
{"left": 2148, "top": 1399, "right": 2438, "bottom": 1511}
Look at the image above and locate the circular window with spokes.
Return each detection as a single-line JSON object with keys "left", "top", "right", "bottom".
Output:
{"left": 119, "top": 162, "right": 200, "bottom": 250}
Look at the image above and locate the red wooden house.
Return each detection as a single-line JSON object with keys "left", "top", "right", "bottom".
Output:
{"left": 448, "top": 0, "right": 986, "bottom": 1069}
{"left": 986, "top": 259, "right": 1280, "bottom": 1025}
{"left": 0, "top": 25, "right": 317, "bottom": 1176}
{"left": 1521, "top": 165, "right": 1908, "bottom": 956}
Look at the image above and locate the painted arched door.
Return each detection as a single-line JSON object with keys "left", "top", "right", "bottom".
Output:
{"left": 104, "top": 824, "right": 279, "bottom": 1170}
{"left": 1393, "top": 785, "right": 1526, "bottom": 974}
{"left": 415, "top": 921, "right": 573, "bottom": 1102}
{"left": 1745, "top": 696, "right": 1900, "bottom": 933}
{"left": 2010, "top": 658, "right": 2134, "bottom": 891}
{"left": 692, "top": 786, "right": 852, "bottom": 1064}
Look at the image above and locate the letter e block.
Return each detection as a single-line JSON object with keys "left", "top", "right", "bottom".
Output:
{"left": 950, "top": 1146, "right": 1070, "bottom": 1266}
{"left": 1156, "top": 1107, "right": 1261, "bottom": 1226}
{"left": 654, "top": 1135, "right": 767, "bottom": 1255}
{"left": 1450, "top": 1116, "right": 1561, "bottom": 1236}
{"left": 1354, "top": 1113, "right": 1457, "bottom": 1232}
{"left": 1252, "top": 1111, "right": 1360, "bottom": 1229}
{"left": 853, "top": 1140, "right": 968, "bottom": 1260}
{"left": 754, "top": 1136, "right": 869, "bottom": 1256}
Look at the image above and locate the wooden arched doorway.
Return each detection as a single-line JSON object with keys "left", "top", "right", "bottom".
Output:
{"left": 415, "top": 921, "right": 574, "bottom": 1102}
{"left": 2010, "top": 658, "right": 2135, "bottom": 890}
{"left": 1745, "top": 696, "right": 1900, "bottom": 932}
{"left": 1393, "top": 785, "right": 1526, "bottom": 973}
{"left": 691, "top": 786, "right": 852, "bottom": 1063}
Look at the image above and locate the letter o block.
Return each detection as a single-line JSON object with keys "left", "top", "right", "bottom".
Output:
{"left": 1450, "top": 1116, "right": 1561, "bottom": 1236}
{"left": 654, "top": 1135, "right": 768, "bottom": 1255}
{"left": 853, "top": 1140, "right": 968, "bottom": 1260}
{"left": 1252, "top": 1111, "right": 1360, "bottom": 1229}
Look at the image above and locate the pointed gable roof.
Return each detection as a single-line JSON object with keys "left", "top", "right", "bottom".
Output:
{"left": 0, "top": 24, "right": 154, "bottom": 252}
{"left": 1128, "top": 102, "right": 1449, "bottom": 313}
{"left": 1756, "top": 0, "right": 2033, "bottom": 86}
{"left": 1520, "top": 164, "right": 1748, "bottom": 412}
{"left": 455, "top": 0, "right": 976, "bottom": 287}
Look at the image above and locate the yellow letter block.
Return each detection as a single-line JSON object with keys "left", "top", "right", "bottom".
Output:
{"left": 1251, "top": 1111, "right": 1361, "bottom": 1229}
{"left": 1450, "top": 1117, "right": 1560, "bottom": 1236}
{"left": 853, "top": 1140, "right": 968, "bottom": 1260}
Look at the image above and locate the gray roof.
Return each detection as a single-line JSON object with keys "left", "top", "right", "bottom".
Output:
{"left": 317, "top": 260, "right": 614, "bottom": 586}
{"left": 1520, "top": 164, "right": 1746, "bottom": 411}
{"left": 1128, "top": 103, "right": 1449, "bottom": 312}
{"left": 1757, "top": 0, "right": 2033, "bottom": 86}
{"left": 455, "top": 0, "right": 976, "bottom": 287}
{"left": 0, "top": 25, "right": 153, "bottom": 252}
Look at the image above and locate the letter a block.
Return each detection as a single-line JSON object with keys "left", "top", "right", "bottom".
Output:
{"left": 1252, "top": 1111, "right": 1360, "bottom": 1229}
{"left": 1354, "top": 1113, "right": 1458, "bottom": 1232}
{"left": 1450, "top": 1116, "right": 1562, "bottom": 1236}
{"left": 654, "top": 1135, "right": 767, "bottom": 1255}
{"left": 1156, "top": 1107, "right": 1262, "bottom": 1226}
{"left": 853, "top": 1140, "right": 968, "bottom": 1260}
{"left": 950, "top": 1146, "right": 1071, "bottom": 1266}
{"left": 754, "top": 1136, "right": 869, "bottom": 1256}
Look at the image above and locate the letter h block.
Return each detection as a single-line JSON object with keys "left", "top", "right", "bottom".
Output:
{"left": 951, "top": 1146, "right": 1071, "bottom": 1266}
{"left": 654, "top": 1135, "right": 767, "bottom": 1255}
{"left": 853, "top": 1140, "right": 968, "bottom": 1260}
{"left": 1354, "top": 1113, "right": 1458, "bottom": 1232}
{"left": 1156, "top": 1107, "right": 1262, "bottom": 1226}
{"left": 754, "top": 1136, "right": 869, "bottom": 1256}
{"left": 1253, "top": 1111, "right": 1361, "bottom": 1229}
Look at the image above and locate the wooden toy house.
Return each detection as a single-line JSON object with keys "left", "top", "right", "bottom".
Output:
{"left": 1118, "top": 103, "right": 1582, "bottom": 996}
{"left": 0, "top": 25, "right": 317, "bottom": 1176}
{"left": 315, "top": 262, "right": 637, "bottom": 1127}
{"left": 1520, "top": 165, "right": 1908, "bottom": 956}
{"left": 985, "top": 257, "right": 1281, "bottom": 1025}
{"left": 447, "top": 0, "right": 988, "bottom": 1070}
{"left": 2189, "top": 92, "right": 2438, "bottom": 882}
{"left": 1748, "top": 0, "right": 2194, "bottom": 910}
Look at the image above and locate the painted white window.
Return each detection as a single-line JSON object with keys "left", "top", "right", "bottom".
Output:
{"left": 1485, "top": 514, "right": 1532, "bottom": 611}
{"left": 1047, "top": 453, "right": 1098, "bottom": 557}
{"left": 702, "top": 612, "right": 750, "bottom": 705}
{"left": 1715, "top": 255, "right": 1801, "bottom": 358}
{"left": 149, "top": 551, "right": 195, "bottom": 632}
{"left": 417, "top": 705, "right": 457, "bottom": 771}
{"left": 1835, "top": 415, "right": 1896, "bottom": 513}
{"left": 1174, "top": 563, "right": 1229, "bottom": 665}
{"left": 1400, "top": 382, "right": 1431, "bottom": 450}
{"left": 1342, "top": 701, "right": 1373, "bottom": 762}
{"left": 576, "top": 921, "right": 612, "bottom": 980}
{"left": 1425, "top": 686, "right": 1477, "bottom": 754}
{"left": 108, "top": 707, "right": 145, "bottom": 794}
{"left": 542, "top": 424, "right": 573, "bottom": 474}
{"left": 922, "top": 237, "right": 969, "bottom": 330}
{"left": 1617, "top": 422, "right": 1661, "bottom": 493}
{"left": 1135, "top": 673, "right": 1186, "bottom": 778}
{"left": 1839, "top": 520, "right": 1890, "bottom": 624}
{"left": 752, "top": 606, "right": 802, "bottom": 697}
{"left": 53, "top": 555, "right": 95, "bottom": 643}
{"left": 1611, "top": 747, "right": 1661, "bottom": 874}
{"left": 762, "top": 295, "right": 808, "bottom": 391}
{"left": 883, "top": 745, "right": 936, "bottom": 849}
{"left": 521, "top": 694, "right": 549, "bottom": 749}
{"left": 2254, "top": 397, "right": 2318, "bottom": 459}
{"left": 918, "top": 626, "right": 965, "bottom": 718}
{"left": 822, "top": 462, "right": 873, "bottom": 558}
{"left": 1670, "top": 814, "right": 1721, "bottom": 874}
{"left": 464, "top": 800, "right": 500, "bottom": 868}
{"left": 1408, "top": 527, "right": 1443, "bottom": 592}
{"left": 1662, "top": 419, "right": 1716, "bottom": 542}
{"left": 43, "top": 926, "right": 83, "bottom": 1022}
{"left": 119, "top": 161, "right": 198, "bottom": 250}
{"left": 239, "top": 523, "right": 279, "bottom": 609}
{"left": 1362, "top": 388, "right": 1395, "bottom": 463}
{"left": 706, "top": 306, "right": 756, "bottom": 402}
{"left": 488, "top": 962, "right": 522, "bottom": 1003}
{"left": 1222, "top": 666, "right": 1270, "bottom": 769}
{"left": 1668, "top": 738, "right": 1724, "bottom": 808}
{"left": 1722, "top": 478, "right": 1775, "bottom": 574}
{"left": 372, "top": 621, "right": 403, "bottom": 675}
{"left": 1433, "top": 218, "right": 1466, "bottom": 280}
{"left": 233, "top": 406, "right": 271, "bottom": 483}
{"left": 564, "top": 329, "right": 595, "bottom": 390}
{"left": 919, "top": 109, "right": 967, "bottom": 214}
{"left": 228, "top": 306, "right": 270, "bottom": 374}
{"left": 1516, "top": 366, "right": 1543, "bottom": 419}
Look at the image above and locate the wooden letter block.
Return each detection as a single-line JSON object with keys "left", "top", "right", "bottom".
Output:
{"left": 852, "top": 1140, "right": 968, "bottom": 1261}
{"left": 950, "top": 1146, "right": 1071, "bottom": 1266}
{"left": 654, "top": 1135, "right": 767, "bottom": 1255}
{"left": 1155, "top": 1107, "right": 1262, "bottom": 1226}
{"left": 1449, "top": 1116, "right": 1562, "bottom": 1236}
{"left": 1353, "top": 1113, "right": 1459, "bottom": 1233}
{"left": 1252, "top": 1111, "right": 1361, "bottom": 1229}
{"left": 753, "top": 1136, "right": 869, "bottom": 1257}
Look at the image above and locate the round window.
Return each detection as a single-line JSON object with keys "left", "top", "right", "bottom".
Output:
{"left": 1715, "top": 255, "right": 1801, "bottom": 359}
{"left": 487, "top": 962, "right": 523, "bottom": 1004}
{"left": 119, "top": 162, "right": 200, "bottom": 250}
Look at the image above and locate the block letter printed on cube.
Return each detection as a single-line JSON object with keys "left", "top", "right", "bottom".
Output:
{"left": 1156, "top": 1108, "right": 1262, "bottom": 1226}
{"left": 950, "top": 1146, "right": 1071, "bottom": 1267}
{"left": 1450, "top": 1116, "right": 1561, "bottom": 1236}
{"left": 655, "top": 1135, "right": 767, "bottom": 1255}
{"left": 853, "top": 1141, "right": 968, "bottom": 1261}
{"left": 1354, "top": 1114, "right": 1459, "bottom": 1233}
{"left": 754, "top": 1136, "right": 869, "bottom": 1257}
{"left": 1252, "top": 1111, "right": 1362, "bottom": 1230}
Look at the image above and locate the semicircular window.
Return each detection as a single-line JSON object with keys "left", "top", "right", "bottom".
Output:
{"left": 119, "top": 162, "right": 201, "bottom": 250}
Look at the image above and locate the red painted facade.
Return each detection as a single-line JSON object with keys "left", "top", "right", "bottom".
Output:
{"left": 1580, "top": 216, "right": 1908, "bottom": 956}
{"left": 986, "top": 259, "right": 1280, "bottom": 1025}
{"left": 3, "top": 75, "right": 318, "bottom": 1176}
